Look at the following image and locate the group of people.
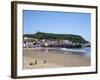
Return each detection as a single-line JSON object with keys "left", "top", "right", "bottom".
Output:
{"left": 29, "top": 59, "right": 46, "bottom": 66}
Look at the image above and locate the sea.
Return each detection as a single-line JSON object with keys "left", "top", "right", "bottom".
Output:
{"left": 32, "top": 47, "right": 91, "bottom": 58}
{"left": 58, "top": 47, "right": 91, "bottom": 58}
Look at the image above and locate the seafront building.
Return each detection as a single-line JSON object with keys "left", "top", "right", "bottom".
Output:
{"left": 23, "top": 37, "right": 90, "bottom": 48}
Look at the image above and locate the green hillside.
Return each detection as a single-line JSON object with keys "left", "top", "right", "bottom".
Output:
{"left": 23, "top": 32, "right": 87, "bottom": 43}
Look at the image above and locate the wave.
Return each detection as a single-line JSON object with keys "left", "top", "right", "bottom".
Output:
{"left": 58, "top": 48, "right": 86, "bottom": 53}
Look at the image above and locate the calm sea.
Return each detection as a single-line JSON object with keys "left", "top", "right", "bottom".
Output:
{"left": 58, "top": 47, "right": 91, "bottom": 58}
{"left": 32, "top": 47, "right": 91, "bottom": 58}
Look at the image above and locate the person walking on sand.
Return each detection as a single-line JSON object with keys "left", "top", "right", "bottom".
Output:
{"left": 44, "top": 60, "right": 46, "bottom": 64}
{"left": 35, "top": 60, "right": 37, "bottom": 65}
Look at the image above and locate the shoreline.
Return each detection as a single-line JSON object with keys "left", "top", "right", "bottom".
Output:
{"left": 23, "top": 47, "right": 90, "bottom": 52}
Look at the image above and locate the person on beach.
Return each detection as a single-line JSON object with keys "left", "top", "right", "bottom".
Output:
{"left": 44, "top": 60, "right": 46, "bottom": 64}
{"left": 35, "top": 60, "right": 37, "bottom": 65}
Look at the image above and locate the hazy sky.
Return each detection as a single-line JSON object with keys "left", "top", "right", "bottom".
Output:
{"left": 23, "top": 10, "right": 91, "bottom": 42}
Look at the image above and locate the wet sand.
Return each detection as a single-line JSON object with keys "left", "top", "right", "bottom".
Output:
{"left": 23, "top": 48, "right": 90, "bottom": 69}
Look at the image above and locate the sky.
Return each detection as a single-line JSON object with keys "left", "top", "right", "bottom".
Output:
{"left": 23, "top": 10, "right": 91, "bottom": 42}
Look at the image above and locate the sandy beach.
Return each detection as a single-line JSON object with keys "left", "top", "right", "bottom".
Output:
{"left": 23, "top": 48, "right": 90, "bottom": 69}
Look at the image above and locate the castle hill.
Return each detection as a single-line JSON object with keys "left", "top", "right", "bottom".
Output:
{"left": 23, "top": 31, "right": 90, "bottom": 48}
